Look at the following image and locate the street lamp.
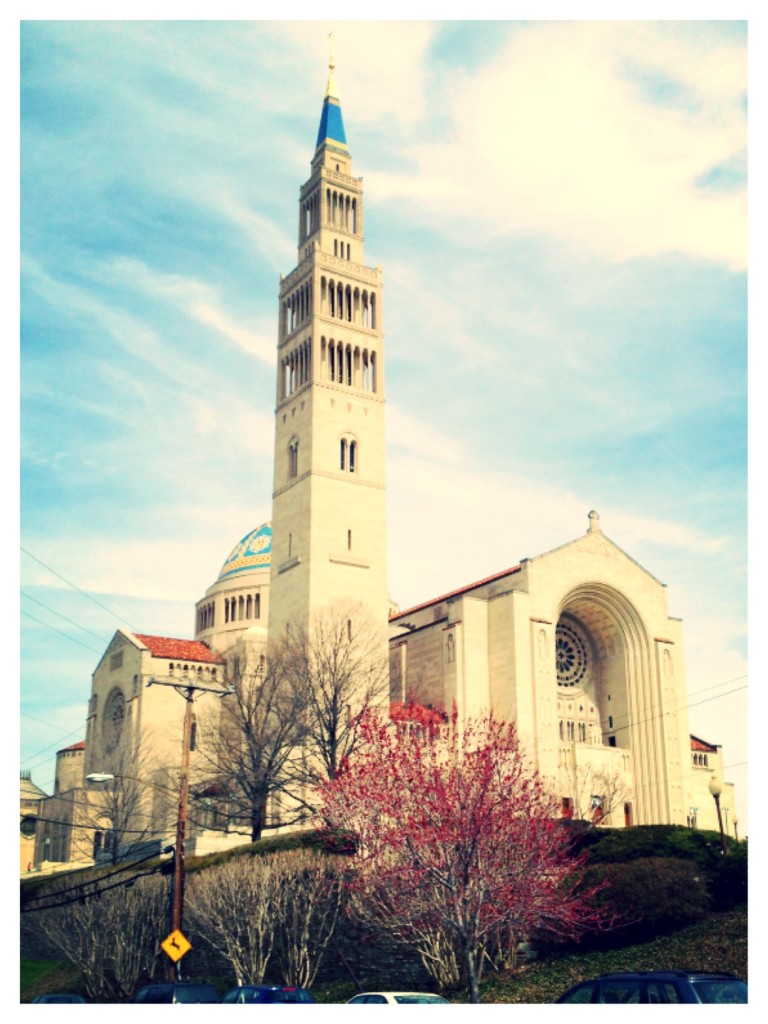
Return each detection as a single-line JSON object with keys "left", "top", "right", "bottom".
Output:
{"left": 733, "top": 815, "right": 739, "bottom": 842}
{"left": 708, "top": 776, "right": 728, "bottom": 856}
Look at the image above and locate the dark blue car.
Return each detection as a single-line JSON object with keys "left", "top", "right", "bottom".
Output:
{"left": 222, "top": 985, "right": 314, "bottom": 1004}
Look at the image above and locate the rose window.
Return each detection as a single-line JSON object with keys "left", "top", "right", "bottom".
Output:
{"left": 556, "top": 622, "right": 588, "bottom": 687}
{"left": 103, "top": 687, "right": 126, "bottom": 751}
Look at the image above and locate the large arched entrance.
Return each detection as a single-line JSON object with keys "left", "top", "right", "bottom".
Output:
{"left": 553, "top": 583, "right": 656, "bottom": 824}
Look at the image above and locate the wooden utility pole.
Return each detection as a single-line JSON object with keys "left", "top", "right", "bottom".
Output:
{"left": 148, "top": 676, "right": 231, "bottom": 980}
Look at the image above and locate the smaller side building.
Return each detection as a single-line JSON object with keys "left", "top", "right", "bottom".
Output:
{"left": 685, "top": 735, "right": 737, "bottom": 836}
{"left": 33, "top": 742, "right": 107, "bottom": 870}
{"left": 20, "top": 770, "right": 47, "bottom": 873}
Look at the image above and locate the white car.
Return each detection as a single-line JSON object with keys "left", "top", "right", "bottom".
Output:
{"left": 346, "top": 992, "right": 449, "bottom": 1005}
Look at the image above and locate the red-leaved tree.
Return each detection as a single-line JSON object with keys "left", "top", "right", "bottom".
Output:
{"left": 320, "top": 708, "right": 610, "bottom": 1002}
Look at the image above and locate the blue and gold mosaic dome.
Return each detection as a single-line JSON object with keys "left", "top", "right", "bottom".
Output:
{"left": 218, "top": 523, "right": 272, "bottom": 581}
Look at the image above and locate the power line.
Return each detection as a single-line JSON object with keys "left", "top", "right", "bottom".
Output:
{"left": 27, "top": 814, "right": 169, "bottom": 836}
{"left": 22, "top": 863, "right": 167, "bottom": 914}
{"left": 595, "top": 682, "right": 747, "bottom": 741}
{"left": 20, "top": 546, "right": 142, "bottom": 633}
{"left": 21, "top": 610, "right": 104, "bottom": 655}
{"left": 686, "top": 674, "right": 747, "bottom": 698}
{"left": 21, "top": 590, "right": 111, "bottom": 644}
{"left": 20, "top": 717, "right": 86, "bottom": 776}
{"left": 24, "top": 847, "right": 169, "bottom": 905}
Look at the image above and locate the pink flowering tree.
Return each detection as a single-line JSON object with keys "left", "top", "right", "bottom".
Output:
{"left": 320, "top": 708, "right": 609, "bottom": 1002}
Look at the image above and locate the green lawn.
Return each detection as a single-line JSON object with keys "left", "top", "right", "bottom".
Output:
{"left": 20, "top": 959, "right": 86, "bottom": 1003}
{"left": 20, "top": 959, "right": 60, "bottom": 990}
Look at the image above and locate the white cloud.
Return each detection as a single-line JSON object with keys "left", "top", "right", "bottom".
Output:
{"left": 387, "top": 443, "right": 734, "bottom": 608}
{"left": 270, "top": 20, "right": 436, "bottom": 130}
{"left": 390, "top": 22, "right": 746, "bottom": 268}
{"left": 387, "top": 404, "right": 468, "bottom": 464}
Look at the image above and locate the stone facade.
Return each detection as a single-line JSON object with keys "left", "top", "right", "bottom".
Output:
{"left": 266, "top": 57, "right": 389, "bottom": 654}
{"left": 388, "top": 510, "right": 735, "bottom": 828}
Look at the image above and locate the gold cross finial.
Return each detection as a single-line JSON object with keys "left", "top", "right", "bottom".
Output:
{"left": 325, "top": 32, "right": 339, "bottom": 101}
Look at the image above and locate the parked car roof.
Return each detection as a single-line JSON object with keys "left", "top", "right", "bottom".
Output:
{"left": 132, "top": 982, "right": 220, "bottom": 1003}
{"left": 222, "top": 984, "right": 314, "bottom": 1003}
{"left": 557, "top": 970, "right": 747, "bottom": 1005}
{"left": 346, "top": 992, "right": 450, "bottom": 1004}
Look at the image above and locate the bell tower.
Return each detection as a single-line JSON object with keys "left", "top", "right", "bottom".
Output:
{"left": 267, "top": 37, "right": 388, "bottom": 639}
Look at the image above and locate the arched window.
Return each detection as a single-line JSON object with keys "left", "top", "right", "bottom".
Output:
{"left": 339, "top": 435, "right": 358, "bottom": 473}
{"left": 289, "top": 438, "right": 299, "bottom": 479}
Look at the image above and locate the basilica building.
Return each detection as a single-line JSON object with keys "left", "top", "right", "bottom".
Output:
{"left": 31, "top": 51, "right": 735, "bottom": 869}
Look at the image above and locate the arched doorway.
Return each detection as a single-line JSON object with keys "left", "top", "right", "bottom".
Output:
{"left": 553, "top": 583, "right": 660, "bottom": 824}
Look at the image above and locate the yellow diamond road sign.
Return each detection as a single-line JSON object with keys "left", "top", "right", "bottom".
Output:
{"left": 162, "top": 929, "right": 191, "bottom": 963}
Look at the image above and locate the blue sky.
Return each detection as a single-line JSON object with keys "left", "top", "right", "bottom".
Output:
{"left": 19, "top": 16, "right": 749, "bottom": 831}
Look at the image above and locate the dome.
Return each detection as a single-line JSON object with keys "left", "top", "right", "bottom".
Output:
{"left": 218, "top": 523, "right": 272, "bottom": 581}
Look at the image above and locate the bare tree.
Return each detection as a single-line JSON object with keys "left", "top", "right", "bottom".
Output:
{"left": 186, "top": 856, "right": 281, "bottom": 985}
{"left": 279, "top": 602, "right": 389, "bottom": 793}
{"left": 272, "top": 850, "right": 343, "bottom": 988}
{"left": 32, "top": 874, "right": 167, "bottom": 1000}
{"left": 186, "top": 850, "right": 342, "bottom": 990}
{"left": 85, "top": 734, "right": 165, "bottom": 863}
{"left": 555, "top": 759, "right": 634, "bottom": 826}
{"left": 194, "top": 646, "right": 308, "bottom": 842}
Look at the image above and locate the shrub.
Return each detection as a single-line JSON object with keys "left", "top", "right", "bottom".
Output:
{"left": 580, "top": 857, "right": 712, "bottom": 945}
{"left": 710, "top": 843, "right": 748, "bottom": 910}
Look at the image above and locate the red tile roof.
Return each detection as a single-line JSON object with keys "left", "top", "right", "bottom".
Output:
{"left": 690, "top": 734, "right": 718, "bottom": 753}
{"left": 390, "top": 701, "right": 446, "bottom": 726}
{"left": 133, "top": 634, "right": 226, "bottom": 664}
{"left": 58, "top": 740, "right": 85, "bottom": 753}
{"left": 391, "top": 564, "right": 523, "bottom": 621}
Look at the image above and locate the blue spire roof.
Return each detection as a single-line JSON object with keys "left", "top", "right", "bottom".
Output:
{"left": 316, "top": 96, "right": 347, "bottom": 149}
{"left": 315, "top": 34, "right": 348, "bottom": 151}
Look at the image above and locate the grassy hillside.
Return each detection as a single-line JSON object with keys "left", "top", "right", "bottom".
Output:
{"left": 20, "top": 906, "right": 747, "bottom": 1003}
{"left": 478, "top": 906, "right": 747, "bottom": 1003}
{"left": 21, "top": 825, "right": 747, "bottom": 1003}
